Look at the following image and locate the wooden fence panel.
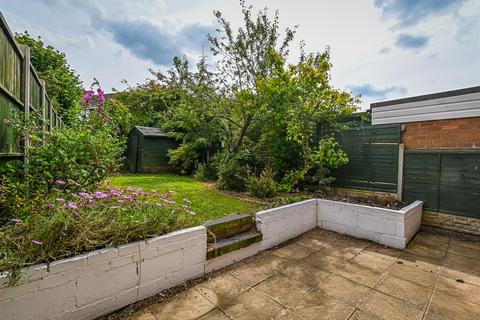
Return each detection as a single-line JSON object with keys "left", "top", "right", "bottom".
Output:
{"left": 333, "top": 124, "right": 401, "bottom": 193}
{"left": 403, "top": 151, "right": 480, "bottom": 218}
{"left": 0, "top": 12, "right": 62, "bottom": 160}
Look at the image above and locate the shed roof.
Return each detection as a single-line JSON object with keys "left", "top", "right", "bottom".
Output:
{"left": 134, "top": 126, "right": 168, "bottom": 137}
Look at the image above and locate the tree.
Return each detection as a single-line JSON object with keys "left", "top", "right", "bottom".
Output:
{"left": 208, "top": 0, "right": 296, "bottom": 154}
{"left": 15, "top": 32, "right": 83, "bottom": 123}
{"left": 152, "top": 56, "right": 223, "bottom": 175}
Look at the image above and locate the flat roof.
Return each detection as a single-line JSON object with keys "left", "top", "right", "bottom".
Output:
{"left": 370, "top": 86, "right": 480, "bottom": 108}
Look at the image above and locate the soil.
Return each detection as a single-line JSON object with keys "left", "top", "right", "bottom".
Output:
{"left": 324, "top": 193, "right": 409, "bottom": 210}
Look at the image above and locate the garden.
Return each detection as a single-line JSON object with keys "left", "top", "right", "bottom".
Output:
{"left": 0, "top": 2, "right": 362, "bottom": 285}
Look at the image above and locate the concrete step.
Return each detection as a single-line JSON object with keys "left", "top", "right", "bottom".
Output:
{"left": 206, "top": 230, "right": 263, "bottom": 260}
{"left": 204, "top": 213, "right": 255, "bottom": 242}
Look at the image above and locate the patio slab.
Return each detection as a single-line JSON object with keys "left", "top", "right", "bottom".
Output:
{"left": 118, "top": 228, "right": 480, "bottom": 320}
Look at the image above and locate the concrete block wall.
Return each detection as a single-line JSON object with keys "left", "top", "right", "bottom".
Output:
{"left": 317, "top": 199, "right": 423, "bottom": 249}
{"left": 255, "top": 199, "right": 317, "bottom": 250}
{"left": 0, "top": 198, "right": 423, "bottom": 320}
{"left": 0, "top": 226, "right": 206, "bottom": 320}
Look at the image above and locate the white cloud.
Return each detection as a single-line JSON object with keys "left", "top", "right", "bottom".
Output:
{"left": 0, "top": 0, "right": 478, "bottom": 109}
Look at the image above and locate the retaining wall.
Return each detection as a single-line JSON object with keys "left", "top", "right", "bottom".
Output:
{"left": 0, "top": 226, "right": 206, "bottom": 320}
{"left": 0, "top": 198, "right": 421, "bottom": 320}
{"left": 317, "top": 199, "right": 423, "bottom": 249}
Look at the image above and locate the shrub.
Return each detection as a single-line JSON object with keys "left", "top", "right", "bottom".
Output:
{"left": 247, "top": 167, "right": 278, "bottom": 198}
{"left": 0, "top": 84, "right": 124, "bottom": 222}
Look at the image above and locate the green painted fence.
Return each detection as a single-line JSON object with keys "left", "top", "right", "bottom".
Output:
{"left": 333, "top": 124, "right": 401, "bottom": 193}
{"left": 403, "top": 151, "right": 480, "bottom": 218}
{"left": 0, "top": 12, "right": 62, "bottom": 160}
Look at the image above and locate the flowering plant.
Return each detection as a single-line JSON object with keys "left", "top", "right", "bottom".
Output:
{"left": 0, "top": 187, "right": 199, "bottom": 285}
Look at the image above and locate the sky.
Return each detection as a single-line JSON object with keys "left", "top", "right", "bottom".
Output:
{"left": 1, "top": 0, "right": 479, "bottom": 110}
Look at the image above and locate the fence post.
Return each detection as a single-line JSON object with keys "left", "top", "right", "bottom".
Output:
{"left": 19, "top": 44, "right": 31, "bottom": 161}
{"left": 40, "top": 79, "right": 46, "bottom": 142}
{"left": 397, "top": 143, "right": 405, "bottom": 201}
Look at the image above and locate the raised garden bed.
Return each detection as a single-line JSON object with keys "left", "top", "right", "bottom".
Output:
{"left": 0, "top": 198, "right": 423, "bottom": 320}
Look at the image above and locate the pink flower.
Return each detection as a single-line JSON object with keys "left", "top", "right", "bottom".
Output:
{"left": 11, "top": 218, "right": 22, "bottom": 225}
{"left": 83, "top": 90, "right": 94, "bottom": 103}
{"left": 74, "top": 210, "right": 81, "bottom": 217}
{"left": 97, "top": 88, "right": 105, "bottom": 102}
{"left": 79, "top": 192, "right": 93, "bottom": 200}
{"left": 56, "top": 198, "right": 66, "bottom": 202}
{"left": 101, "top": 114, "right": 111, "bottom": 122}
{"left": 46, "top": 203, "right": 53, "bottom": 208}
{"left": 56, "top": 180, "right": 66, "bottom": 185}
{"left": 32, "top": 240, "right": 43, "bottom": 245}
{"left": 66, "top": 202, "right": 78, "bottom": 209}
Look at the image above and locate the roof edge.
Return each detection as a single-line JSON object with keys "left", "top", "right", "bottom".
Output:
{"left": 370, "top": 86, "right": 480, "bottom": 108}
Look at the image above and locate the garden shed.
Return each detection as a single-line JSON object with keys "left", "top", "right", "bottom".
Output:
{"left": 127, "top": 126, "right": 178, "bottom": 173}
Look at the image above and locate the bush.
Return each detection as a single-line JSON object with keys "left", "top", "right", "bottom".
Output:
{"left": 0, "top": 84, "right": 124, "bottom": 222}
{"left": 247, "top": 167, "right": 278, "bottom": 198}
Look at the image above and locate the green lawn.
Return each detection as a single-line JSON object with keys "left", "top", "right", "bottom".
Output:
{"left": 108, "top": 174, "right": 261, "bottom": 222}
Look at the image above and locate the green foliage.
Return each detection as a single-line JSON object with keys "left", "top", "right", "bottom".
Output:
{"left": 0, "top": 188, "right": 199, "bottom": 284}
{"left": 310, "top": 137, "right": 349, "bottom": 170}
{"left": 247, "top": 167, "right": 278, "bottom": 198}
{"left": 0, "top": 85, "right": 124, "bottom": 222}
{"left": 14, "top": 31, "right": 83, "bottom": 123}
{"left": 168, "top": 144, "right": 199, "bottom": 175}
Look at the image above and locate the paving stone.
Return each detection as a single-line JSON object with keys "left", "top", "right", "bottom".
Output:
{"left": 197, "top": 308, "right": 231, "bottom": 320}
{"left": 348, "top": 310, "right": 382, "bottom": 320}
{"left": 449, "top": 238, "right": 480, "bottom": 251}
{"left": 316, "top": 274, "right": 373, "bottom": 307}
{"left": 404, "top": 242, "right": 446, "bottom": 261}
{"left": 274, "top": 243, "right": 316, "bottom": 260}
{"left": 304, "top": 245, "right": 358, "bottom": 272}
{"left": 123, "top": 309, "right": 156, "bottom": 320}
{"left": 410, "top": 232, "right": 449, "bottom": 250}
{"left": 294, "top": 229, "right": 338, "bottom": 250}
{"left": 424, "top": 290, "right": 480, "bottom": 320}
{"left": 220, "top": 289, "right": 285, "bottom": 320}
{"left": 361, "top": 243, "right": 401, "bottom": 261}
{"left": 447, "top": 243, "right": 480, "bottom": 259}
{"left": 331, "top": 237, "right": 370, "bottom": 252}
{"left": 359, "top": 291, "right": 424, "bottom": 320}
{"left": 375, "top": 274, "right": 432, "bottom": 308}
{"left": 290, "top": 289, "right": 355, "bottom": 320}
{"left": 195, "top": 273, "right": 250, "bottom": 306}
{"left": 148, "top": 288, "right": 215, "bottom": 320}
{"left": 273, "top": 309, "right": 303, "bottom": 319}
{"left": 442, "top": 253, "right": 480, "bottom": 286}
{"left": 388, "top": 262, "right": 437, "bottom": 287}
{"left": 435, "top": 275, "right": 480, "bottom": 305}
{"left": 334, "top": 253, "right": 394, "bottom": 287}
{"left": 255, "top": 273, "right": 311, "bottom": 307}
{"left": 397, "top": 252, "right": 443, "bottom": 274}
{"left": 280, "top": 260, "right": 331, "bottom": 287}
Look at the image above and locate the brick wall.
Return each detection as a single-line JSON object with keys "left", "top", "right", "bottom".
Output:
{"left": 401, "top": 117, "right": 480, "bottom": 150}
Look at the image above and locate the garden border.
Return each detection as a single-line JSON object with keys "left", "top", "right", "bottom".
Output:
{"left": 0, "top": 198, "right": 422, "bottom": 320}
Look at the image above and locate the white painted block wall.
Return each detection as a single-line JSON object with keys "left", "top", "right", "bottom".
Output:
{"left": 0, "top": 198, "right": 422, "bottom": 320}
{"left": 0, "top": 226, "right": 206, "bottom": 320}
{"left": 317, "top": 199, "right": 423, "bottom": 249}
{"left": 256, "top": 199, "right": 317, "bottom": 250}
